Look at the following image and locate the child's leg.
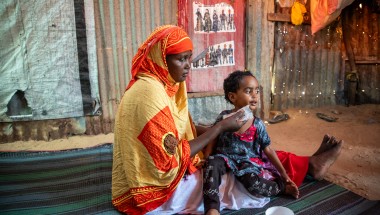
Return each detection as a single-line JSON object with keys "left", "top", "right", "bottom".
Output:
{"left": 237, "top": 173, "right": 285, "bottom": 197}
{"left": 203, "top": 156, "right": 227, "bottom": 213}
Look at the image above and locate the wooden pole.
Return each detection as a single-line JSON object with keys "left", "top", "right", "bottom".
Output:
{"left": 342, "top": 8, "right": 358, "bottom": 106}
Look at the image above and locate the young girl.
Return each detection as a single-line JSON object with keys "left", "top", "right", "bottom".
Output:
{"left": 202, "top": 70, "right": 343, "bottom": 215}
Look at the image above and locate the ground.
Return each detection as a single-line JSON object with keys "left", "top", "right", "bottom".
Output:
{"left": 266, "top": 104, "right": 380, "bottom": 200}
{"left": 1, "top": 104, "right": 379, "bottom": 200}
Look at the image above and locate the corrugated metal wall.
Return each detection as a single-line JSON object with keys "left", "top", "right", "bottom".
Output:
{"left": 272, "top": 22, "right": 344, "bottom": 110}
{"left": 2, "top": 0, "right": 379, "bottom": 143}
{"left": 271, "top": 0, "right": 380, "bottom": 111}
{"left": 89, "top": 0, "right": 178, "bottom": 133}
{"left": 271, "top": 6, "right": 344, "bottom": 110}
{"left": 344, "top": 0, "right": 380, "bottom": 104}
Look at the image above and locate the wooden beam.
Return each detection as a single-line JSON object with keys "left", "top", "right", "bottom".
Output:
{"left": 267, "top": 12, "right": 311, "bottom": 24}
{"left": 344, "top": 59, "right": 380, "bottom": 64}
{"left": 343, "top": 56, "right": 380, "bottom": 64}
{"left": 267, "top": 13, "right": 291, "bottom": 22}
{"left": 267, "top": 1, "right": 311, "bottom": 25}
{"left": 188, "top": 90, "right": 224, "bottom": 98}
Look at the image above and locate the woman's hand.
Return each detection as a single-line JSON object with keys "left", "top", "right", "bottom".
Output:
{"left": 218, "top": 110, "right": 245, "bottom": 132}
{"left": 188, "top": 111, "right": 245, "bottom": 157}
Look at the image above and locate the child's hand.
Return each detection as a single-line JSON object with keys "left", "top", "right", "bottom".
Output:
{"left": 284, "top": 178, "right": 299, "bottom": 199}
{"left": 282, "top": 175, "right": 297, "bottom": 187}
{"left": 285, "top": 178, "right": 297, "bottom": 187}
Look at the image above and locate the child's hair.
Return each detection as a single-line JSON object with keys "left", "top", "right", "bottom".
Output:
{"left": 223, "top": 70, "right": 255, "bottom": 104}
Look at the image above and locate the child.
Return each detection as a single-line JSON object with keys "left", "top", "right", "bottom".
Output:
{"left": 202, "top": 70, "right": 343, "bottom": 215}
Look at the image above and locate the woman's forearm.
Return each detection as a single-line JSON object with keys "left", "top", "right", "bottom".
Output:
{"left": 195, "top": 125, "right": 210, "bottom": 137}
{"left": 189, "top": 123, "right": 222, "bottom": 157}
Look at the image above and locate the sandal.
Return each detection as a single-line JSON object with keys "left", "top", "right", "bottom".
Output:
{"left": 268, "top": 113, "right": 289, "bottom": 124}
{"left": 316, "top": 113, "right": 338, "bottom": 122}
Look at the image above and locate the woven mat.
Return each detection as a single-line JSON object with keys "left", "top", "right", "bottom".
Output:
{"left": 1, "top": 144, "right": 378, "bottom": 215}
{"left": 222, "top": 179, "right": 380, "bottom": 215}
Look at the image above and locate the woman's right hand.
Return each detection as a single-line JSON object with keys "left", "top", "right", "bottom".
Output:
{"left": 188, "top": 110, "right": 245, "bottom": 157}
{"left": 218, "top": 110, "right": 245, "bottom": 132}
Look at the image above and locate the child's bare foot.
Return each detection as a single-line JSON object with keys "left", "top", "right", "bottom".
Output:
{"left": 309, "top": 140, "right": 343, "bottom": 180}
{"left": 206, "top": 209, "right": 220, "bottom": 215}
{"left": 313, "top": 134, "right": 337, "bottom": 156}
{"left": 285, "top": 182, "right": 299, "bottom": 199}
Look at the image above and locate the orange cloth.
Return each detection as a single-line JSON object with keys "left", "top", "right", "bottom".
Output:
{"left": 112, "top": 25, "right": 199, "bottom": 215}
{"left": 310, "top": 0, "right": 355, "bottom": 34}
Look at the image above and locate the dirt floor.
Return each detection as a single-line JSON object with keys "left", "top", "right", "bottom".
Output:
{"left": 266, "top": 104, "right": 380, "bottom": 201}
{"left": 1, "top": 104, "right": 379, "bottom": 201}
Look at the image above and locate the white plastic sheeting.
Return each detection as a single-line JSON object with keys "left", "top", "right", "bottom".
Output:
{"left": 0, "top": 0, "right": 99, "bottom": 122}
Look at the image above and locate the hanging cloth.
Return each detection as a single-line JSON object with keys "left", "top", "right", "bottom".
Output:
{"left": 291, "top": 1, "right": 307, "bottom": 25}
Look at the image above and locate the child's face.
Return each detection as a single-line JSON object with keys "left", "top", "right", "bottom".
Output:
{"left": 229, "top": 76, "right": 260, "bottom": 111}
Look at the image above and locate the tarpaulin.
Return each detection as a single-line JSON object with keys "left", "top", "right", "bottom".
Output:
{"left": 0, "top": 0, "right": 100, "bottom": 122}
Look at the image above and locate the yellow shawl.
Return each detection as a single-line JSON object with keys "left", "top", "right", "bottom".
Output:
{"left": 112, "top": 25, "right": 199, "bottom": 214}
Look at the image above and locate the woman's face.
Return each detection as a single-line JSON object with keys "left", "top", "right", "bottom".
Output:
{"left": 166, "top": 50, "right": 192, "bottom": 83}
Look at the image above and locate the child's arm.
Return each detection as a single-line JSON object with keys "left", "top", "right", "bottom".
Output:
{"left": 263, "top": 146, "right": 295, "bottom": 185}
{"left": 264, "top": 146, "right": 300, "bottom": 198}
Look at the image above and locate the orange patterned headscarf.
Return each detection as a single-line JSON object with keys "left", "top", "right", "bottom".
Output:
{"left": 126, "top": 25, "right": 193, "bottom": 97}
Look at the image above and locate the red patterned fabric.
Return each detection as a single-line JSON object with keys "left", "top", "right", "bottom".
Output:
{"left": 113, "top": 139, "right": 190, "bottom": 215}
{"left": 138, "top": 106, "right": 179, "bottom": 171}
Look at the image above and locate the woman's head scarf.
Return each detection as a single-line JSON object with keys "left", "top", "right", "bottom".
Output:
{"left": 127, "top": 25, "right": 193, "bottom": 97}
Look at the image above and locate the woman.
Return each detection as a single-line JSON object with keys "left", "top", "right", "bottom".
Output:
{"left": 112, "top": 25, "right": 245, "bottom": 215}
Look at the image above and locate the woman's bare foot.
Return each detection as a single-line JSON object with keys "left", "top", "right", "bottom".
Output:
{"left": 206, "top": 209, "right": 220, "bottom": 215}
{"left": 285, "top": 182, "right": 299, "bottom": 199}
{"left": 309, "top": 140, "right": 343, "bottom": 180}
{"left": 313, "top": 134, "right": 337, "bottom": 156}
